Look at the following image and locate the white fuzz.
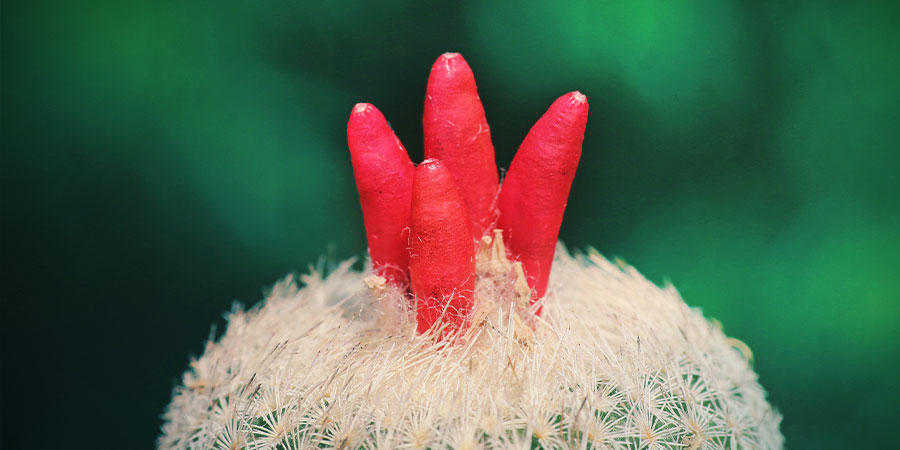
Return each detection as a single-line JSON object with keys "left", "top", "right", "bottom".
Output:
{"left": 159, "top": 236, "right": 782, "bottom": 449}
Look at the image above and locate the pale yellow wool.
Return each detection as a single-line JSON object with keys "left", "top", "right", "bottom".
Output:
{"left": 159, "top": 234, "right": 782, "bottom": 449}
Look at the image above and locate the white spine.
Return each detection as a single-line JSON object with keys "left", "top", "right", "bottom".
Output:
{"left": 160, "top": 239, "right": 782, "bottom": 449}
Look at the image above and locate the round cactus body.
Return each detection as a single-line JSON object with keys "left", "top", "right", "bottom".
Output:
{"left": 159, "top": 240, "right": 781, "bottom": 449}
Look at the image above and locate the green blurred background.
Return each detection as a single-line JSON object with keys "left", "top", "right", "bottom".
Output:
{"left": 2, "top": 1, "right": 898, "bottom": 448}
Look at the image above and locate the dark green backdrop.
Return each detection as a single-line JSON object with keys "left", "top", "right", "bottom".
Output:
{"left": 2, "top": 1, "right": 898, "bottom": 449}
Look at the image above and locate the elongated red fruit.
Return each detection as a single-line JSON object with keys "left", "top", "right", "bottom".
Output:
{"left": 347, "top": 103, "right": 415, "bottom": 284}
{"left": 409, "top": 159, "right": 476, "bottom": 334}
{"left": 423, "top": 53, "right": 499, "bottom": 237}
{"left": 497, "top": 92, "right": 589, "bottom": 304}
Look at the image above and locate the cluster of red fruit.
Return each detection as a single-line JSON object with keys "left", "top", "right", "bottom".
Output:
{"left": 347, "top": 53, "right": 588, "bottom": 334}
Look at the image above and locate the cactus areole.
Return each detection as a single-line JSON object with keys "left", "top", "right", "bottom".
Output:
{"left": 160, "top": 53, "right": 783, "bottom": 449}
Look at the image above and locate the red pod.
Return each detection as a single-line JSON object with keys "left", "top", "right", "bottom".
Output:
{"left": 423, "top": 53, "right": 499, "bottom": 237}
{"left": 347, "top": 103, "right": 415, "bottom": 284}
{"left": 497, "top": 92, "right": 589, "bottom": 304}
{"left": 409, "top": 159, "right": 476, "bottom": 334}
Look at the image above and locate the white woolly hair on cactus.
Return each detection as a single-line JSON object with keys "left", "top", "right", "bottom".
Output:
{"left": 159, "top": 53, "right": 783, "bottom": 450}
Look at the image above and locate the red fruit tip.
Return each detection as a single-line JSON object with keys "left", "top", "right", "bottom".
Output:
{"left": 352, "top": 103, "right": 373, "bottom": 114}
{"left": 418, "top": 158, "right": 441, "bottom": 171}
{"left": 431, "top": 52, "right": 471, "bottom": 78}
{"left": 568, "top": 91, "right": 587, "bottom": 104}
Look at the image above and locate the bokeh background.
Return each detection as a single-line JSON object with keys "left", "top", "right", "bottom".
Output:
{"left": 2, "top": 1, "right": 898, "bottom": 449}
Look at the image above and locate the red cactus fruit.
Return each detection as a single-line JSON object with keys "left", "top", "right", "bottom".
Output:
{"left": 497, "top": 92, "right": 589, "bottom": 305}
{"left": 423, "top": 53, "right": 499, "bottom": 237}
{"left": 347, "top": 103, "right": 415, "bottom": 284}
{"left": 348, "top": 56, "right": 589, "bottom": 331}
{"left": 409, "top": 159, "right": 476, "bottom": 334}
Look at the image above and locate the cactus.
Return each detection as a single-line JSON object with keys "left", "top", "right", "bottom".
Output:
{"left": 159, "top": 54, "right": 782, "bottom": 449}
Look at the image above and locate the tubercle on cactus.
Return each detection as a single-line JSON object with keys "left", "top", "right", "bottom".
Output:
{"left": 347, "top": 53, "right": 588, "bottom": 334}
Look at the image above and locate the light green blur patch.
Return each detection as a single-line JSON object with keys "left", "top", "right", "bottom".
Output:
{"left": 467, "top": 1, "right": 753, "bottom": 130}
